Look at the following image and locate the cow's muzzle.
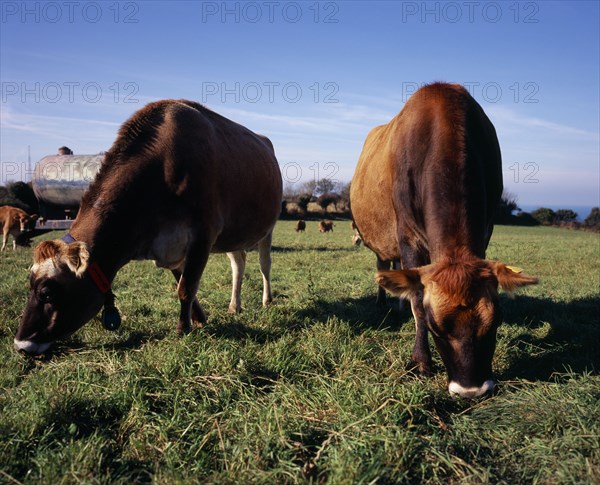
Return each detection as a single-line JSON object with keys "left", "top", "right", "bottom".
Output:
{"left": 448, "top": 379, "right": 495, "bottom": 399}
{"left": 14, "top": 338, "right": 53, "bottom": 356}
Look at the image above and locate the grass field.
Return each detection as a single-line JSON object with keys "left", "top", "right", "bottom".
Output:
{"left": 0, "top": 221, "right": 598, "bottom": 484}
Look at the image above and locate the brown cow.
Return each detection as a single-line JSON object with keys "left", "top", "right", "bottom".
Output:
{"left": 0, "top": 206, "right": 38, "bottom": 251}
{"left": 351, "top": 83, "right": 538, "bottom": 398}
{"left": 319, "top": 220, "right": 334, "bottom": 233}
{"left": 14, "top": 99, "right": 282, "bottom": 355}
{"left": 295, "top": 220, "right": 306, "bottom": 232}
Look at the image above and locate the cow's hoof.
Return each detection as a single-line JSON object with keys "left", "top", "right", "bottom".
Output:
{"left": 176, "top": 321, "right": 192, "bottom": 335}
{"left": 192, "top": 303, "right": 208, "bottom": 324}
{"left": 409, "top": 360, "right": 432, "bottom": 377}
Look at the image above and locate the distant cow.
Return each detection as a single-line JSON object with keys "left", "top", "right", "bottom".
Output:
{"left": 0, "top": 206, "right": 38, "bottom": 251}
{"left": 351, "top": 83, "right": 538, "bottom": 398}
{"left": 351, "top": 232, "right": 362, "bottom": 246}
{"left": 296, "top": 220, "right": 306, "bottom": 232}
{"left": 319, "top": 220, "right": 334, "bottom": 233}
{"left": 15, "top": 99, "right": 283, "bottom": 355}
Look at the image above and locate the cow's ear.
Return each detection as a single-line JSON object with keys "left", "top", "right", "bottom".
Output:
{"left": 376, "top": 269, "right": 423, "bottom": 299}
{"left": 34, "top": 240, "right": 62, "bottom": 263}
{"left": 490, "top": 262, "right": 538, "bottom": 295}
{"left": 65, "top": 241, "right": 90, "bottom": 278}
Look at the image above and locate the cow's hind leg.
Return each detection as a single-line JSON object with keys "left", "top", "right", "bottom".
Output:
{"left": 258, "top": 231, "right": 274, "bottom": 306}
{"left": 226, "top": 250, "right": 246, "bottom": 313}
{"left": 1, "top": 230, "right": 9, "bottom": 251}
{"left": 171, "top": 269, "right": 207, "bottom": 326}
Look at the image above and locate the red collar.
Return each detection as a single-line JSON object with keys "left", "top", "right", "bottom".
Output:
{"left": 61, "top": 233, "right": 111, "bottom": 294}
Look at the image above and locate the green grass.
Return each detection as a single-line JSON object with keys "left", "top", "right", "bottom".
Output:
{"left": 0, "top": 222, "right": 598, "bottom": 484}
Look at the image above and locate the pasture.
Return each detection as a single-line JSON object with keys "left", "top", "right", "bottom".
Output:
{"left": 0, "top": 221, "right": 598, "bottom": 484}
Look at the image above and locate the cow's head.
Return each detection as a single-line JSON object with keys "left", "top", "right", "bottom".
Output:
{"left": 15, "top": 212, "right": 38, "bottom": 232}
{"left": 376, "top": 259, "right": 538, "bottom": 398}
{"left": 14, "top": 240, "right": 105, "bottom": 355}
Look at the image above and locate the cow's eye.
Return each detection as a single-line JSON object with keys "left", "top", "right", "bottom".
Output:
{"left": 39, "top": 286, "right": 54, "bottom": 303}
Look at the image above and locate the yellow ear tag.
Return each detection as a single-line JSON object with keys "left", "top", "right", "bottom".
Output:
{"left": 506, "top": 265, "right": 523, "bottom": 274}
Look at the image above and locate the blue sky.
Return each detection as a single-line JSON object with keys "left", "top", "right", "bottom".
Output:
{"left": 1, "top": 0, "right": 598, "bottom": 208}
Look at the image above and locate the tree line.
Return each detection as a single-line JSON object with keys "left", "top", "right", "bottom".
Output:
{"left": 496, "top": 190, "right": 599, "bottom": 231}
{"left": 0, "top": 182, "right": 38, "bottom": 214}
{"left": 2, "top": 178, "right": 598, "bottom": 232}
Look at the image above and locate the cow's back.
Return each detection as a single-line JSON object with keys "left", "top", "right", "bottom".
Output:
{"left": 351, "top": 83, "right": 502, "bottom": 263}
{"left": 75, "top": 100, "right": 282, "bottom": 259}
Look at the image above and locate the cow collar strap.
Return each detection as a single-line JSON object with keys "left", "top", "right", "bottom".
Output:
{"left": 61, "top": 233, "right": 121, "bottom": 331}
{"left": 61, "top": 233, "right": 111, "bottom": 294}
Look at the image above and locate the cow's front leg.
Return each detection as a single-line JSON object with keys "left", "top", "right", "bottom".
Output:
{"left": 399, "top": 238, "right": 431, "bottom": 375}
{"left": 257, "top": 231, "right": 274, "bottom": 307}
{"left": 226, "top": 250, "right": 246, "bottom": 313}
{"left": 410, "top": 294, "right": 432, "bottom": 376}
{"left": 376, "top": 257, "right": 390, "bottom": 305}
{"left": 171, "top": 269, "right": 207, "bottom": 325}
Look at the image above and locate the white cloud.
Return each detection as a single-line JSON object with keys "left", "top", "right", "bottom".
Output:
{"left": 488, "top": 105, "right": 599, "bottom": 141}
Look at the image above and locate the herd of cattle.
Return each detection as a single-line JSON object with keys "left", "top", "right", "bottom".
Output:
{"left": 294, "top": 219, "right": 362, "bottom": 246}
{"left": 4, "top": 83, "right": 539, "bottom": 399}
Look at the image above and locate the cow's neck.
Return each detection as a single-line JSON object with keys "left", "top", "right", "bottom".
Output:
{"left": 423, "top": 197, "right": 490, "bottom": 264}
{"left": 69, "top": 210, "right": 135, "bottom": 282}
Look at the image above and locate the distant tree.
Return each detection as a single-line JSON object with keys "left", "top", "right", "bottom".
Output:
{"left": 282, "top": 183, "right": 299, "bottom": 201}
{"left": 300, "top": 180, "right": 318, "bottom": 197}
{"left": 297, "top": 193, "right": 312, "bottom": 212}
{"left": 1, "top": 184, "right": 28, "bottom": 211}
{"left": 583, "top": 207, "right": 600, "bottom": 230}
{"left": 494, "top": 190, "right": 521, "bottom": 224}
{"left": 337, "top": 181, "right": 351, "bottom": 197}
{"left": 555, "top": 209, "right": 578, "bottom": 222}
{"left": 531, "top": 207, "right": 556, "bottom": 225}
{"left": 335, "top": 181, "right": 352, "bottom": 213}
{"left": 7, "top": 182, "right": 38, "bottom": 213}
{"left": 496, "top": 190, "right": 520, "bottom": 218}
{"left": 317, "top": 192, "right": 341, "bottom": 210}
{"left": 315, "top": 178, "right": 336, "bottom": 196}
{"left": 514, "top": 211, "right": 539, "bottom": 226}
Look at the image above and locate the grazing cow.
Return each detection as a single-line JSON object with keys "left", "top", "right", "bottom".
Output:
{"left": 319, "top": 220, "right": 335, "bottom": 233}
{"left": 352, "top": 231, "right": 362, "bottom": 246}
{"left": 14, "top": 99, "right": 283, "bottom": 355}
{"left": 0, "top": 206, "right": 38, "bottom": 251}
{"left": 350, "top": 83, "right": 538, "bottom": 398}
{"left": 296, "top": 220, "right": 306, "bottom": 232}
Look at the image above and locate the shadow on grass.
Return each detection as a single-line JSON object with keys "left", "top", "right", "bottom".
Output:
{"left": 25, "top": 329, "right": 172, "bottom": 361}
{"left": 96, "top": 329, "right": 171, "bottom": 351}
{"left": 203, "top": 320, "right": 281, "bottom": 344}
{"left": 272, "top": 245, "right": 362, "bottom": 253}
{"left": 498, "top": 294, "right": 600, "bottom": 381}
{"left": 296, "top": 294, "right": 412, "bottom": 333}
{"left": 296, "top": 292, "right": 599, "bottom": 383}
